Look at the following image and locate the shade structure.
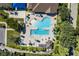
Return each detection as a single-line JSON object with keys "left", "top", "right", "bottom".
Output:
{"left": 12, "top": 3, "right": 27, "bottom": 10}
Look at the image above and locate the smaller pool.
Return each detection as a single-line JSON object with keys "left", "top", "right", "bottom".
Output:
{"left": 30, "top": 29, "right": 49, "bottom": 35}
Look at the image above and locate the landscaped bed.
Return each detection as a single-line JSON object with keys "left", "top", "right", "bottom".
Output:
{"left": 7, "top": 44, "right": 46, "bottom": 52}
{"left": 74, "top": 36, "right": 79, "bottom": 56}
{"left": 0, "top": 10, "right": 9, "bottom": 19}
{"left": 0, "top": 10, "right": 24, "bottom": 29}
{"left": 7, "top": 30, "right": 46, "bottom": 52}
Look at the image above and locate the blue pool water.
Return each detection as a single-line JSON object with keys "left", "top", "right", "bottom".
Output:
{"left": 34, "top": 17, "right": 51, "bottom": 29}
{"left": 30, "top": 16, "right": 51, "bottom": 35}
{"left": 30, "top": 29, "right": 49, "bottom": 35}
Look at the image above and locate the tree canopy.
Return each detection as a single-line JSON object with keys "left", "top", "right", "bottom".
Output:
{"left": 58, "top": 21, "right": 77, "bottom": 48}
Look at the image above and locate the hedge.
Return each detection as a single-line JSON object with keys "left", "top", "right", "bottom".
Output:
{"left": 7, "top": 44, "right": 46, "bottom": 52}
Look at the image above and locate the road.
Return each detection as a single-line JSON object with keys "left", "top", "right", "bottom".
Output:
{"left": 70, "top": 3, "right": 78, "bottom": 29}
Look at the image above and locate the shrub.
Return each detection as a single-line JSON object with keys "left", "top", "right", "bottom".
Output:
{"left": 7, "top": 44, "right": 45, "bottom": 52}
{"left": 0, "top": 10, "right": 9, "bottom": 19}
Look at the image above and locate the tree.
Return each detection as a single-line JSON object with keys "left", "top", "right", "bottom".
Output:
{"left": 0, "top": 10, "right": 9, "bottom": 19}
{"left": 76, "top": 14, "right": 79, "bottom": 35}
{"left": 58, "top": 4, "right": 71, "bottom": 23}
{"left": 58, "top": 21, "right": 77, "bottom": 48}
{"left": 52, "top": 40, "right": 68, "bottom": 56}
{"left": 0, "top": 49, "right": 13, "bottom": 56}
{"left": 6, "top": 18, "right": 18, "bottom": 31}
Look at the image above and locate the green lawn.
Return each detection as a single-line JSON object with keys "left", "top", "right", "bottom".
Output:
{"left": 74, "top": 15, "right": 79, "bottom": 56}
{"left": 74, "top": 36, "right": 79, "bottom": 56}
{"left": 0, "top": 10, "right": 9, "bottom": 20}
{"left": 0, "top": 23, "right": 6, "bottom": 28}
{"left": 0, "top": 10, "right": 24, "bottom": 29}
{"left": 74, "top": 14, "right": 79, "bottom": 56}
{"left": 7, "top": 30, "right": 20, "bottom": 46}
{"left": 77, "top": 15, "right": 79, "bottom": 26}
{"left": 0, "top": 16, "right": 6, "bottom": 22}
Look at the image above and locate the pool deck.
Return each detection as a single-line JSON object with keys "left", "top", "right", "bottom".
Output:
{"left": 21, "top": 13, "right": 56, "bottom": 47}
{"left": 4, "top": 10, "right": 26, "bottom": 18}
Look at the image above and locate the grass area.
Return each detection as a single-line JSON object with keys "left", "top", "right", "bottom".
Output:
{"left": 7, "top": 30, "right": 20, "bottom": 46}
{"left": 74, "top": 36, "right": 79, "bottom": 56}
{"left": 0, "top": 10, "right": 9, "bottom": 20}
{"left": 6, "top": 18, "right": 24, "bottom": 32}
{"left": 0, "top": 23, "right": 6, "bottom": 28}
{"left": 0, "top": 10, "right": 9, "bottom": 16}
{"left": 77, "top": 15, "right": 79, "bottom": 26}
{"left": 74, "top": 14, "right": 79, "bottom": 56}
{"left": 22, "top": 53, "right": 50, "bottom": 56}
{"left": 0, "top": 17, "right": 6, "bottom": 22}
{"left": 0, "top": 10, "right": 24, "bottom": 29}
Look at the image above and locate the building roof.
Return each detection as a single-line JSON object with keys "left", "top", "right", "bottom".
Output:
{"left": 28, "top": 3, "right": 58, "bottom": 13}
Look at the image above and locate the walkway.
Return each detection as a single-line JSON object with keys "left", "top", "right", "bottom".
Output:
{"left": 0, "top": 46, "right": 52, "bottom": 54}
{"left": 4, "top": 10, "right": 26, "bottom": 19}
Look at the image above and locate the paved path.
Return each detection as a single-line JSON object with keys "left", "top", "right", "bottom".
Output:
{"left": 0, "top": 46, "right": 52, "bottom": 54}
{"left": 0, "top": 22, "right": 7, "bottom": 27}
{"left": 0, "top": 22, "right": 7, "bottom": 45}
{"left": 4, "top": 10, "right": 26, "bottom": 19}
{"left": 7, "top": 28, "right": 15, "bottom": 31}
{"left": 5, "top": 46, "right": 51, "bottom": 54}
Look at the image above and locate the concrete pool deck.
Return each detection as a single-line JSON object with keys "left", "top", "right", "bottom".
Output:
{"left": 4, "top": 10, "right": 26, "bottom": 19}
{"left": 20, "top": 13, "right": 56, "bottom": 48}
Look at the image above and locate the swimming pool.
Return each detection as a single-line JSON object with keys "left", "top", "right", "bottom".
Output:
{"left": 30, "top": 16, "right": 51, "bottom": 35}
{"left": 30, "top": 29, "right": 49, "bottom": 35}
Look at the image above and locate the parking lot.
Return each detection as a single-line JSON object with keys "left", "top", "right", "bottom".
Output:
{"left": 0, "top": 28, "right": 5, "bottom": 45}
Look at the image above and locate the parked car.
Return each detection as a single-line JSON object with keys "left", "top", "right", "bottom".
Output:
{"left": 20, "top": 35, "right": 25, "bottom": 40}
